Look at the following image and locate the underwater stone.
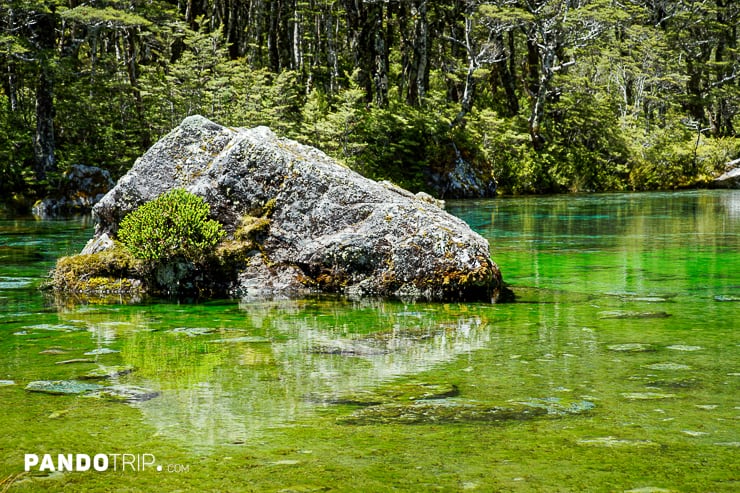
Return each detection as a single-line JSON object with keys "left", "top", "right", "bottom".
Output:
{"left": 25, "top": 324, "right": 80, "bottom": 332}
{"left": 84, "top": 385, "right": 159, "bottom": 402}
{"left": 39, "top": 348, "right": 69, "bottom": 355}
{"left": 513, "top": 397, "right": 596, "bottom": 415}
{"left": 25, "top": 380, "right": 104, "bottom": 395}
{"left": 55, "top": 358, "right": 95, "bottom": 365}
{"left": 646, "top": 378, "right": 701, "bottom": 389}
{"left": 623, "top": 487, "right": 678, "bottom": 492}
{"left": 621, "top": 392, "right": 677, "bottom": 400}
{"left": 607, "top": 343, "right": 656, "bottom": 353}
{"left": 681, "top": 430, "right": 709, "bottom": 437}
{"left": 83, "top": 348, "right": 120, "bottom": 355}
{"left": 170, "top": 327, "right": 217, "bottom": 337}
{"left": 642, "top": 363, "right": 691, "bottom": 371}
{"left": 714, "top": 295, "right": 740, "bottom": 302}
{"left": 665, "top": 345, "right": 702, "bottom": 351}
{"left": 338, "top": 400, "right": 549, "bottom": 425}
{"left": 599, "top": 311, "right": 671, "bottom": 320}
{"left": 577, "top": 437, "right": 659, "bottom": 448}
{"left": 308, "top": 382, "right": 460, "bottom": 406}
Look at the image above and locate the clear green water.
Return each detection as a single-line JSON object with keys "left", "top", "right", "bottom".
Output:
{"left": 1, "top": 190, "right": 738, "bottom": 492}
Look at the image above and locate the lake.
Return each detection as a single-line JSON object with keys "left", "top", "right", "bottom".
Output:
{"left": 1, "top": 190, "right": 738, "bottom": 492}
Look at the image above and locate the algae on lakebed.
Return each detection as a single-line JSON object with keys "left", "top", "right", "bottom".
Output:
{"left": 2, "top": 191, "right": 739, "bottom": 492}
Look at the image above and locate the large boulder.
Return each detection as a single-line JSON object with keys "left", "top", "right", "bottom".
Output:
{"left": 82, "top": 115, "right": 506, "bottom": 302}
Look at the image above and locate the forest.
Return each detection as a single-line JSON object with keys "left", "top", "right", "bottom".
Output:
{"left": 1, "top": 0, "right": 739, "bottom": 203}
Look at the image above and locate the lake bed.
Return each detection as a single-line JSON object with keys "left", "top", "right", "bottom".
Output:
{"left": 1, "top": 190, "right": 737, "bottom": 492}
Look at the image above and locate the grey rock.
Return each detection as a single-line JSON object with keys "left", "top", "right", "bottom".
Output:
{"left": 599, "top": 311, "right": 671, "bottom": 320}
{"left": 33, "top": 164, "right": 115, "bottom": 217}
{"left": 338, "top": 400, "right": 548, "bottom": 425}
{"left": 307, "top": 382, "right": 459, "bottom": 406}
{"left": 425, "top": 156, "right": 497, "bottom": 199}
{"left": 80, "top": 232, "right": 114, "bottom": 255}
{"left": 710, "top": 166, "right": 740, "bottom": 189}
{"left": 621, "top": 392, "right": 677, "bottom": 400}
{"left": 86, "top": 116, "right": 504, "bottom": 302}
{"left": 642, "top": 362, "right": 691, "bottom": 371}
{"left": 714, "top": 295, "right": 740, "bottom": 302}
{"left": 577, "top": 437, "right": 659, "bottom": 448}
{"left": 84, "top": 384, "right": 159, "bottom": 402}
{"left": 83, "top": 348, "right": 120, "bottom": 355}
{"left": 25, "top": 380, "right": 104, "bottom": 395}
{"left": 607, "top": 343, "right": 656, "bottom": 353}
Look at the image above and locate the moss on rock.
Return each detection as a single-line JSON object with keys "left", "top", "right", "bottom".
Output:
{"left": 47, "top": 244, "right": 144, "bottom": 295}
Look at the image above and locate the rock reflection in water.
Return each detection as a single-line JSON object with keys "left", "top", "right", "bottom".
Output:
{"left": 81, "top": 299, "right": 496, "bottom": 448}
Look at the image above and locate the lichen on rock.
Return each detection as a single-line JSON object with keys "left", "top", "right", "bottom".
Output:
{"left": 49, "top": 115, "right": 508, "bottom": 302}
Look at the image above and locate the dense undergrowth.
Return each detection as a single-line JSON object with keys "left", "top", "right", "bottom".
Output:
{"left": 1, "top": 1, "right": 738, "bottom": 202}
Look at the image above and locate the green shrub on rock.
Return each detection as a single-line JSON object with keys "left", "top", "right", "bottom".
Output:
{"left": 118, "top": 189, "right": 225, "bottom": 263}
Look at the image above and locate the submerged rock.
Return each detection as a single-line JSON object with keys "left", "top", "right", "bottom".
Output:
{"left": 66, "top": 115, "right": 505, "bottom": 302}
{"left": 642, "top": 362, "right": 691, "bottom": 371}
{"left": 25, "top": 380, "right": 104, "bottom": 395}
{"left": 84, "top": 385, "right": 159, "bottom": 402}
{"left": 621, "top": 392, "right": 677, "bottom": 400}
{"left": 55, "top": 358, "right": 95, "bottom": 365}
{"left": 512, "top": 397, "right": 596, "bottom": 415}
{"left": 714, "top": 295, "right": 740, "bottom": 302}
{"left": 599, "top": 311, "right": 671, "bottom": 320}
{"left": 170, "top": 327, "right": 217, "bottom": 337}
{"left": 338, "top": 395, "right": 594, "bottom": 425}
{"left": 665, "top": 345, "right": 702, "bottom": 351}
{"left": 607, "top": 343, "right": 656, "bottom": 353}
{"left": 646, "top": 377, "right": 701, "bottom": 389}
{"left": 338, "top": 400, "right": 548, "bottom": 425}
{"left": 308, "top": 382, "right": 459, "bottom": 406}
{"left": 577, "top": 437, "right": 659, "bottom": 448}
{"left": 83, "top": 348, "right": 120, "bottom": 355}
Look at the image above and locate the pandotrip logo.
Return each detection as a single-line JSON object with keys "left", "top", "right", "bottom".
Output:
{"left": 24, "top": 453, "right": 190, "bottom": 473}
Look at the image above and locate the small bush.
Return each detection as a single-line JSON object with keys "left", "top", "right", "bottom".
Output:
{"left": 118, "top": 189, "right": 225, "bottom": 263}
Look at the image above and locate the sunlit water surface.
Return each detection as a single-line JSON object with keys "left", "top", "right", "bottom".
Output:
{"left": 0, "top": 190, "right": 737, "bottom": 492}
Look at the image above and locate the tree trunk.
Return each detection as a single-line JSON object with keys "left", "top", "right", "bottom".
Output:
{"left": 33, "top": 9, "right": 57, "bottom": 182}
{"left": 525, "top": 34, "right": 540, "bottom": 99}
{"left": 528, "top": 43, "right": 555, "bottom": 151}
{"left": 491, "top": 30, "right": 519, "bottom": 116}
{"left": 268, "top": 0, "right": 280, "bottom": 72}
{"left": 343, "top": 0, "right": 373, "bottom": 103}
{"left": 371, "top": 3, "right": 387, "bottom": 108}
{"left": 406, "top": 0, "right": 429, "bottom": 106}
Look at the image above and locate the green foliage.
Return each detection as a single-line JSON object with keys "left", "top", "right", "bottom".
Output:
{"left": 0, "top": 96, "right": 33, "bottom": 197}
{"left": 1, "top": 0, "right": 739, "bottom": 201}
{"left": 118, "top": 189, "right": 225, "bottom": 263}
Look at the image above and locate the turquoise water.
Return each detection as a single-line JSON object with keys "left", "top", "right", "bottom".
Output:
{"left": 0, "top": 190, "right": 738, "bottom": 492}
